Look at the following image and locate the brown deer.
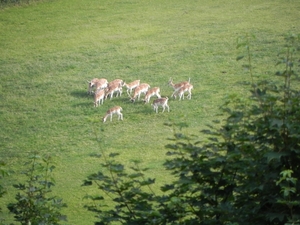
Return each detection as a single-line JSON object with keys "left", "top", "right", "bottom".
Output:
{"left": 102, "top": 106, "right": 123, "bottom": 123}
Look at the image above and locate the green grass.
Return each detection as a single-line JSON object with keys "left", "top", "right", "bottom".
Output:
{"left": 1, "top": 0, "right": 299, "bottom": 224}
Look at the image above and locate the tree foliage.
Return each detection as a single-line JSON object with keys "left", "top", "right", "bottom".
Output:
{"left": 7, "top": 154, "right": 67, "bottom": 225}
{"left": 0, "top": 160, "right": 9, "bottom": 225}
{"left": 82, "top": 152, "right": 159, "bottom": 225}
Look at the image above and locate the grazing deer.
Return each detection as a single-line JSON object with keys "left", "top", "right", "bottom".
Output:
{"left": 130, "top": 83, "right": 150, "bottom": 102}
{"left": 102, "top": 106, "right": 123, "bottom": 123}
{"left": 172, "top": 83, "right": 193, "bottom": 100}
{"left": 168, "top": 77, "right": 191, "bottom": 97}
{"left": 105, "top": 82, "right": 123, "bottom": 100}
{"left": 87, "top": 78, "right": 108, "bottom": 94}
{"left": 143, "top": 87, "right": 161, "bottom": 104}
{"left": 94, "top": 89, "right": 105, "bottom": 107}
{"left": 151, "top": 97, "right": 170, "bottom": 113}
{"left": 124, "top": 80, "right": 140, "bottom": 95}
{"left": 107, "top": 79, "right": 124, "bottom": 89}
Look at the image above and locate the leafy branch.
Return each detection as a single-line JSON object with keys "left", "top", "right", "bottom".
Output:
{"left": 7, "top": 153, "right": 67, "bottom": 225}
{"left": 83, "top": 128, "right": 158, "bottom": 224}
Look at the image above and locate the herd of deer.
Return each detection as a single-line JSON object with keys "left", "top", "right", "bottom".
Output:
{"left": 87, "top": 77, "right": 193, "bottom": 123}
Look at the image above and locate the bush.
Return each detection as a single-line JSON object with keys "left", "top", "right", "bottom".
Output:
{"left": 7, "top": 154, "right": 67, "bottom": 225}
{"left": 0, "top": 160, "right": 9, "bottom": 225}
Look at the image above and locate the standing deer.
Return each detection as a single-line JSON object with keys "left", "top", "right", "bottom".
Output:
{"left": 94, "top": 89, "right": 105, "bottom": 107}
{"left": 172, "top": 83, "right": 193, "bottom": 100}
{"left": 87, "top": 78, "right": 99, "bottom": 94}
{"left": 102, "top": 106, "right": 123, "bottom": 123}
{"left": 124, "top": 80, "right": 140, "bottom": 95}
{"left": 168, "top": 77, "right": 191, "bottom": 97}
{"left": 87, "top": 78, "right": 108, "bottom": 94}
{"left": 130, "top": 83, "right": 150, "bottom": 102}
{"left": 151, "top": 97, "right": 170, "bottom": 113}
{"left": 143, "top": 87, "right": 161, "bottom": 104}
{"left": 107, "top": 79, "right": 124, "bottom": 89}
{"left": 105, "top": 82, "right": 123, "bottom": 100}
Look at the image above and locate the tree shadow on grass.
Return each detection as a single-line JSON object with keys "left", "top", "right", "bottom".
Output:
{"left": 130, "top": 102, "right": 154, "bottom": 115}
{"left": 71, "top": 90, "right": 90, "bottom": 99}
{"left": 72, "top": 102, "right": 93, "bottom": 108}
{"left": 70, "top": 90, "right": 94, "bottom": 107}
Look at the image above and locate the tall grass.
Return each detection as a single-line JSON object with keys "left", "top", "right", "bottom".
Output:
{"left": 1, "top": 0, "right": 299, "bottom": 224}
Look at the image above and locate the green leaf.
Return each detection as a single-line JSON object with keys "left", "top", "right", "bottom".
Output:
{"left": 236, "top": 55, "right": 244, "bottom": 61}
{"left": 140, "top": 178, "right": 155, "bottom": 186}
{"left": 82, "top": 180, "right": 93, "bottom": 186}
{"left": 236, "top": 38, "right": 247, "bottom": 49}
{"left": 170, "top": 196, "right": 181, "bottom": 204}
{"left": 161, "top": 184, "right": 175, "bottom": 192}
{"left": 280, "top": 169, "right": 293, "bottom": 178}
{"left": 89, "top": 153, "right": 102, "bottom": 158}
{"left": 109, "top": 153, "right": 120, "bottom": 158}
{"left": 265, "top": 152, "right": 289, "bottom": 163}
{"left": 128, "top": 173, "right": 143, "bottom": 179}
{"left": 110, "top": 164, "right": 124, "bottom": 172}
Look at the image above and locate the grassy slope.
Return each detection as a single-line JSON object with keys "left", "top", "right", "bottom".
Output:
{"left": 0, "top": 0, "right": 299, "bottom": 224}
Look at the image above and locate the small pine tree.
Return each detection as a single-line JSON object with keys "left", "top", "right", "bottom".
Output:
{"left": 0, "top": 160, "right": 9, "bottom": 225}
{"left": 7, "top": 153, "right": 67, "bottom": 225}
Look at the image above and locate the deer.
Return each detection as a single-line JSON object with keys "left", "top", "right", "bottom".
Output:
{"left": 87, "top": 78, "right": 108, "bottom": 94}
{"left": 143, "top": 87, "right": 161, "bottom": 104}
{"left": 123, "top": 80, "right": 140, "bottom": 95}
{"left": 102, "top": 106, "right": 123, "bottom": 123}
{"left": 107, "top": 79, "right": 124, "bottom": 89}
{"left": 88, "top": 78, "right": 108, "bottom": 94}
{"left": 129, "top": 83, "right": 150, "bottom": 102}
{"left": 87, "top": 78, "right": 99, "bottom": 94}
{"left": 94, "top": 89, "right": 105, "bottom": 107}
{"left": 172, "top": 83, "right": 193, "bottom": 100}
{"left": 105, "top": 82, "right": 123, "bottom": 100}
{"left": 168, "top": 77, "right": 191, "bottom": 98}
{"left": 151, "top": 97, "right": 170, "bottom": 113}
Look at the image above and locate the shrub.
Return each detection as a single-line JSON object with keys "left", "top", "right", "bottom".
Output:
{"left": 7, "top": 154, "right": 67, "bottom": 225}
{"left": 0, "top": 160, "right": 9, "bottom": 225}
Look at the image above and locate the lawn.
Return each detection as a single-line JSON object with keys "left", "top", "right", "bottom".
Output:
{"left": 0, "top": 0, "right": 299, "bottom": 224}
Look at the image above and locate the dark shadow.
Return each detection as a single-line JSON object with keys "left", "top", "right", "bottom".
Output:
{"left": 134, "top": 107, "right": 153, "bottom": 115}
{"left": 72, "top": 102, "right": 94, "bottom": 108}
{"left": 71, "top": 90, "right": 91, "bottom": 99}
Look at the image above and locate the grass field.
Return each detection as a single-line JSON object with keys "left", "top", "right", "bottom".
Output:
{"left": 1, "top": 0, "right": 299, "bottom": 224}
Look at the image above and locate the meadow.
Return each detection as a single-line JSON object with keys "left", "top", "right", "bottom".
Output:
{"left": 0, "top": 0, "right": 299, "bottom": 224}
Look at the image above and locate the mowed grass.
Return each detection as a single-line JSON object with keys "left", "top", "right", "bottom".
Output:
{"left": 1, "top": 0, "right": 299, "bottom": 224}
